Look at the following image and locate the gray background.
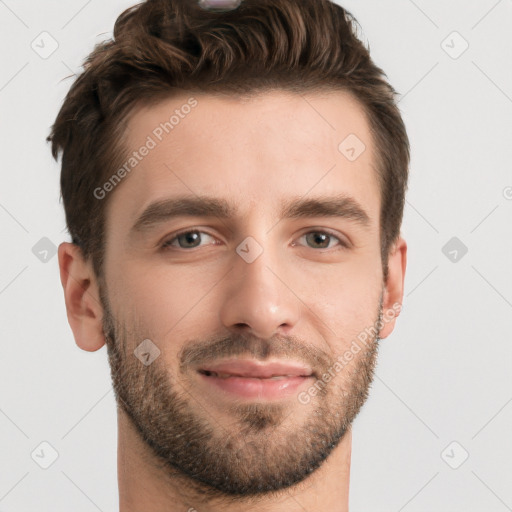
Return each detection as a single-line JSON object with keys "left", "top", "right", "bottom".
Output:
{"left": 1, "top": 0, "right": 511, "bottom": 510}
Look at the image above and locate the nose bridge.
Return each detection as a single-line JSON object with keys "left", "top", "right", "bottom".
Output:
{"left": 219, "top": 232, "right": 300, "bottom": 339}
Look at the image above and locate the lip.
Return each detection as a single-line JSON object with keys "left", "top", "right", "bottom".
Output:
{"left": 196, "top": 359, "right": 314, "bottom": 400}
{"left": 198, "top": 359, "right": 314, "bottom": 378}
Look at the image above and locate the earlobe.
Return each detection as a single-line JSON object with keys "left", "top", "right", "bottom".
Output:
{"left": 58, "top": 242, "right": 106, "bottom": 352}
{"left": 379, "top": 236, "right": 407, "bottom": 339}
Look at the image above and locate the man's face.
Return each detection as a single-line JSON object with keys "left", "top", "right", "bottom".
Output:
{"left": 99, "top": 90, "right": 386, "bottom": 496}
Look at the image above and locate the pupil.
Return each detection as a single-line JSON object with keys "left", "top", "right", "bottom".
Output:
{"left": 308, "top": 232, "right": 329, "bottom": 248}
{"left": 180, "top": 232, "right": 200, "bottom": 248}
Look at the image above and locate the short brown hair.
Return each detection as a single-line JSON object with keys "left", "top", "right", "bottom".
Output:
{"left": 48, "top": 0, "right": 409, "bottom": 283}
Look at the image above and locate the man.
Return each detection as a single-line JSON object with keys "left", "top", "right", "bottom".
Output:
{"left": 49, "top": 0, "right": 409, "bottom": 510}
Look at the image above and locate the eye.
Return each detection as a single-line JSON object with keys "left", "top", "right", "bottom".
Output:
{"left": 295, "top": 230, "right": 349, "bottom": 250}
{"left": 161, "top": 229, "right": 349, "bottom": 252}
{"left": 161, "top": 230, "right": 218, "bottom": 250}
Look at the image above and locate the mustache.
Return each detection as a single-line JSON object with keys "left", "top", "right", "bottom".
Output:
{"left": 178, "top": 332, "right": 334, "bottom": 377}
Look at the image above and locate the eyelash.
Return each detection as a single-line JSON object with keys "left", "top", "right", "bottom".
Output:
{"left": 161, "top": 229, "right": 349, "bottom": 251}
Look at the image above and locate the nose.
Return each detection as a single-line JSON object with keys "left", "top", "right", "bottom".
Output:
{"left": 218, "top": 241, "right": 301, "bottom": 340}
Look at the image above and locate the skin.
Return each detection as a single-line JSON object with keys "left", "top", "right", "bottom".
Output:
{"left": 58, "top": 89, "right": 407, "bottom": 512}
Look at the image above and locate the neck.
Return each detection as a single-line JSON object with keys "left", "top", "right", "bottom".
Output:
{"left": 117, "top": 410, "right": 351, "bottom": 511}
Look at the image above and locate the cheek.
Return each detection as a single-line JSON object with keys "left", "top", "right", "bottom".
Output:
{"left": 307, "top": 265, "right": 382, "bottom": 345}
{"left": 110, "top": 262, "right": 219, "bottom": 340}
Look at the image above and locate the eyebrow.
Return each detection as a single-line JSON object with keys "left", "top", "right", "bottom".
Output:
{"left": 129, "top": 193, "right": 371, "bottom": 236}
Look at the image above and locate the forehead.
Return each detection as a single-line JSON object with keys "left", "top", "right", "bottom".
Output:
{"left": 105, "top": 89, "right": 380, "bottom": 238}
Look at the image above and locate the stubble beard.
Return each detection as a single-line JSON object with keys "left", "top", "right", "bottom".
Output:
{"left": 100, "top": 287, "right": 382, "bottom": 501}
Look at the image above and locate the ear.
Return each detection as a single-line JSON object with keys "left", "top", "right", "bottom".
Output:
{"left": 58, "top": 242, "right": 106, "bottom": 352}
{"left": 379, "top": 236, "right": 407, "bottom": 339}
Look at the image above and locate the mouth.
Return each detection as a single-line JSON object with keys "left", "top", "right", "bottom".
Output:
{"left": 197, "top": 359, "right": 314, "bottom": 378}
{"left": 198, "top": 370, "right": 311, "bottom": 379}
{"left": 196, "top": 359, "right": 315, "bottom": 400}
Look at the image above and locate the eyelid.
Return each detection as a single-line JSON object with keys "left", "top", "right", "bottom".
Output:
{"left": 294, "top": 228, "right": 350, "bottom": 249}
{"left": 161, "top": 228, "right": 218, "bottom": 249}
{"left": 160, "top": 227, "right": 351, "bottom": 251}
